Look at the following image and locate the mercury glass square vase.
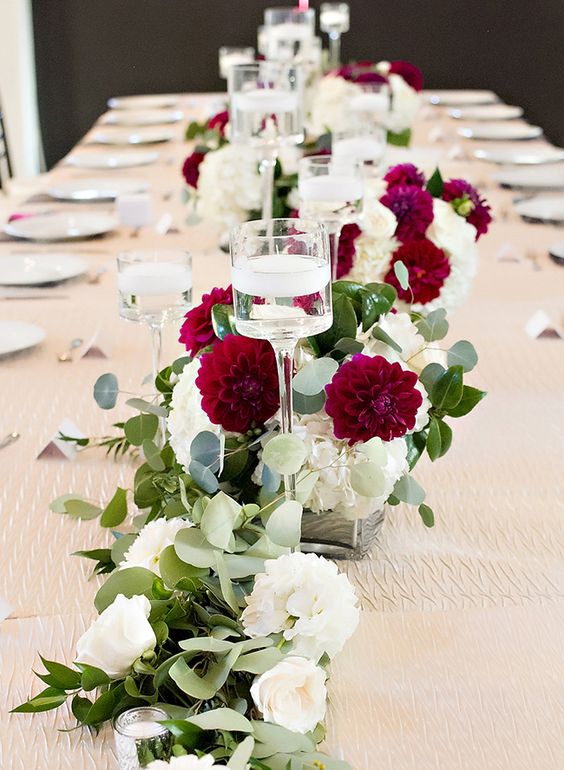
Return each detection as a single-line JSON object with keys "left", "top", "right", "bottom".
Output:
{"left": 300, "top": 508, "right": 385, "bottom": 558}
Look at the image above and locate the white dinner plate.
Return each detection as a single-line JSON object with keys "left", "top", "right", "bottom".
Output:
{"left": 449, "top": 104, "right": 523, "bottom": 121}
{"left": 457, "top": 122, "right": 543, "bottom": 141}
{"left": 514, "top": 195, "right": 564, "bottom": 224}
{"left": 89, "top": 127, "right": 175, "bottom": 145}
{"left": 425, "top": 89, "right": 498, "bottom": 106}
{"left": 473, "top": 147, "right": 564, "bottom": 165}
{"left": 494, "top": 165, "right": 564, "bottom": 191}
{"left": 47, "top": 177, "right": 149, "bottom": 201}
{"left": 0, "top": 253, "right": 88, "bottom": 285}
{"left": 548, "top": 240, "right": 564, "bottom": 264}
{"left": 66, "top": 150, "right": 159, "bottom": 169}
{"left": 108, "top": 94, "right": 179, "bottom": 110}
{"left": 0, "top": 320, "right": 45, "bottom": 356}
{"left": 4, "top": 212, "right": 119, "bottom": 242}
{"left": 103, "top": 109, "right": 183, "bottom": 127}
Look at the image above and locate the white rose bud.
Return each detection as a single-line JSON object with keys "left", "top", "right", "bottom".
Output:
{"left": 251, "top": 656, "right": 327, "bottom": 734}
{"left": 148, "top": 754, "right": 223, "bottom": 770}
{"left": 75, "top": 594, "right": 156, "bottom": 679}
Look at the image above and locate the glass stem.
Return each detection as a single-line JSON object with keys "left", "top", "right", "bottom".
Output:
{"left": 328, "top": 225, "right": 342, "bottom": 281}
{"left": 259, "top": 149, "right": 277, "bottom": 221}
{"left": 149, "top": 323, "right": 165, "bottom": 449}
{"left": 328, "top": 31, "right": 341, "bottom": 69}
{"left": 272, "top": 340, "right": 297, "bottom": 501}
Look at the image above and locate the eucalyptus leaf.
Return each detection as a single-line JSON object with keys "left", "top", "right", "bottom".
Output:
{"left": 251, "top": 721, "right": 315, "bottom": 757}
{"left": 357, "top": 436, "right": 386, "bottom": 465}
{"left": 232, "top": 648, "right": 284, "bottom": 675}
{"left": 110, "top": 533, "right": 136, "bottom": 568}
{"left": 262, "top": 434, "right": 307, "bottom": 475}
{"left": 393, "top": 475, "right": 426, "bottom": 505}
{"left": 419, "top": 362, "right": 446, "bottom": 394}
{"left": 292, "top": 389, "right": 326, "bottom": 415}
{"left": 93, "top": 373, "right": 119, "bottom": 410}
{"left": 189, "top": 459, "right": 219, "bottom": 494}
{"left": 94, "top": 567, "right": 156, "bottom": 613}
{"left": 159, "top": 544, "right": 207, "bottom": 588}
{"left": 175, "top": 527, "right": 220, "bottom": 568}
{"left": 215, "top": 551, "right": 240, "bottom": 614}
{"left": 415, "top": 308, "right": 449, "bottom": 342}
{"left": 187, "top": 707, "right": 253, "bottom": 733}
{"left": 124, "top": 413, "right": 158, "bottom": 446}
{"left": 371, "top": 325, "right": 402, "bottom": 353}
{"left": 261, "top": 464, "right": 282, "bottom": 493}
{"left": 227, "top": 736, "right": 255, "bottom": 770}
{"left": 447, "top": 340, "right": 478, "bottom": 372}
{"left": 125, "top": 398, "right": 168, "bottom": 417}
{"left": 292, "top": 358, "right": 338, "bottom": 396}
{"left": 100, "top": 487, "right": 127, "bottom": 528}
{"left": 331, "top": 337, "right": 364, "bottom": 356}
{"left": 393, "top": 260, "right": 409, "bottom": 291}
{"left": 418, "top": 503, "right": 435, "bottom": 527}
{"left": 265, "top": 500, "right": 302, "bottom": 547}
{"left": 350, "top": 462, "right": 386, "bottom": 497}
{"left": 141, "top": 439, "right": 165, "bottom": 471}
{"left": 63, "top": 499, "right": 102, "bottom": 520}
{"left": 201, "top": 491, "right": 241, "bottom": 551}
{"left": 190, "top": 431, "right": 222, "bottom": 473}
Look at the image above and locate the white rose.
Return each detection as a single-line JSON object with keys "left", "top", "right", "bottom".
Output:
{"left": 384, "top": 74, "right": 421, "bottom": 133}
{"left": 168, "top": 359, "right": 220, "bottom": 472}
{"left": 148, "top": 754, "right": 223, "bottom": 770}
{"left": 251, "top": 656, "right": 327, "bottom": 734}
{"left": 242, "top": 551, "right": 360, "bottom": 661}
{"left": 119, "top": 518, "right": 191, "bottom": 578}
{"left": 361, "top": 197, "right": 397, "bottom": 241}
{"left": 75, "top": 594, "right": 156, "bottom": 679}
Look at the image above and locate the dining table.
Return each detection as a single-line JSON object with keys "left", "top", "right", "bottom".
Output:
{"left": 0, "top": 90, "right": 563, "bottom": 770}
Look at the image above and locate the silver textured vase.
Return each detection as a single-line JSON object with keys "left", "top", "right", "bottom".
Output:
{"left": 300, "top": 508, "right": 385, "bottom": 559}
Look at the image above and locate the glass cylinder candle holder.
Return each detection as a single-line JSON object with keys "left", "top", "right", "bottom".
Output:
{"left": 264, "top": 6, "right": 315, "bottom": 62}
{"left": 320, "top": 3, "right": 350, "bottom": 68}
{"left": 332, "top": 124, "right": 387, "bottom": 177}
{"left": 218, "top": 46, "right": 255, "bottom": 80}
{"left": 113, "top": 707, "right": 172, "bottom": 770}
{"left": 349, "top": 82, "right": 391, "bottom": 127}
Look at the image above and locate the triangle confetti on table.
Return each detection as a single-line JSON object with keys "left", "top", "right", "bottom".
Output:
{"left": 81, "top": 327, "right": 112, "bottom": 359}
{"left": 496, "top": 242, "right": 523, "bottom": 263}
{"left": 37, "top": 417, "right": 86, "bottom": 461}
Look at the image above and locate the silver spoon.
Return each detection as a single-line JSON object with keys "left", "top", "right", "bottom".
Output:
{"left": 0, "top": 432, "right": 20, "bottom": 449}
{"left": 57, "top": 337, "right": 83, "bottom": 362}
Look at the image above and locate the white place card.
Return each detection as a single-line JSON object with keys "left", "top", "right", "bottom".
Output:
{"left": 525, "top": 310, "right": 562, "bottom": 340}
{"left": 81, "top": 327, "right": 112, "bottom": 359}
{"left": 37, "top": 418, "right": 86, "bottom": 461}
{"left": 0, "top": 596, "right": 12, "bottom": 623}
{"left": 116, "top": 192, "right": 154, "bottom": 228}
{"left": 446, "top": 143, "right": 466, "bottom": 160}
{"left": 155, "top": 211, "right": 173, "bottom": 235}
{"left": 428, "top": 125, "right": 447, "bottom": 144}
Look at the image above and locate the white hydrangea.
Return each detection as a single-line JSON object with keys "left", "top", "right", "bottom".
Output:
{"left": 241, "top": 551, "right": 360, "bottom": 661}
{"left": 167, "top": 359, "right": 219, "bottom": 472}
{"left": 308, "top": 75, "right": 360, "bottom": 136}
{"left": 119, "top": 517, "right": 190, "bottom": 577}
{"left": 425, "top": 198, "right": 480, "bottom": 313}
{"left": 384, "top": 73, "right": 422, "bottom": 134}
{"left": 196, "top": 144, "right": 262, "bottom": 236}
{"left": 347, "top": 233, "right": 397, "bottom": 285}
{"left": 292, "top": 412, "right": 409, "bottom": 519}
{"left": 148, "top": 755, "right": 224, "bottom": 770}
{"left": 361, "top": 311, "right": 446, "bottom": 375}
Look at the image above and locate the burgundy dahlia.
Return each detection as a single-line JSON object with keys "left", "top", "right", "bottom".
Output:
{"left": 385, "top": 239, "right": 451, "bottom": 305}
{"left": 381, "top": 184, "right": 434, "bottom": 241}
{"left": 196, "top": 335, "right": 279, "bottom": 433}
{"left": 442, "top": 179, "right": 492, "bottom": 240}
{"left": 335, "top": 63, "right": 387, "bottom": 85}
{"left": 388, "top": 61, "right": 424, "bottom": 92}
{"left": 182, "top": 150, "right": 207, "bottom": 188}
{"left": 336, "top": 223, "right": 362, "bottom": 279}
{"left": 384, "top": 163, "right": 426, "bottom": 190}
{"left": 178, "top": 285, "right": 233, "bottom": 356}
{"left": 325, "top": 354, "right": 423, "bottom": 444}
{"left": 207, "top": 110, "right": 229, "bottom": 137}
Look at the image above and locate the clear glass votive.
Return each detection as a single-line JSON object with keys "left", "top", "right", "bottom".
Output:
{"left": 264, "top": 6, "right": 315, "bottom": 62}
{"left": 320, "top": 2, "right": 350, "bottom": 34}
{"left": 218, "top": 46, "right": 255, "bottom": 80}
{"left": 113, "top": 706, "right": 172, "bottom": 770}
{"left": 332, "top": 124, "right": 387, "bottom": 176}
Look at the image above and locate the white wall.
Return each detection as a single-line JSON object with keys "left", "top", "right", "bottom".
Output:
{"left": 0, "top": 0, "right": 43, "bottom": 176}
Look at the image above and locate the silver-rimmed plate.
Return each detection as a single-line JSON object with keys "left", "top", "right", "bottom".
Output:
{"left": 0, "top": 253, "right": 88, "bottom": 285}
{"left": 47, "top": 177, "right": 149, "bottom": 201}
{"left": 514, "top": 195, "right": 564, "bottom": 224}
{"left": 425, "top": 89, "right": 498, "bottom": 106}
{"left": 108, "top": 94, "right": 179, "bottom": 110}
{"left": 0, "top": 321, "right": 46, "bottom": 356}
{"left": 494, "top": 165, "right": 564, "bottom": 191}
{"left": 474, "top": 147, "right": 564, "bottom": 165}
{"left": 89, "top": 128, "right": 175, "bottom": 145}
{"left": 458, "top": 122, "right": 542, "bottom": 141}
{"left": 4, "top": 212, "right": 119, "bottom": 242}
{"left": 449, "top": 104, "right": 523, "bottom": 121}
{"left": 66, "top": 150, "right": 159, "bottom": 169}
{"left": 103, "top": 109, "right": 183, "bottom": 126}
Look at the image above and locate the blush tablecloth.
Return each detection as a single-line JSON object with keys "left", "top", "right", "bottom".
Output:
{"left": 0, "top": 93, "right": 563, "bottom": 770}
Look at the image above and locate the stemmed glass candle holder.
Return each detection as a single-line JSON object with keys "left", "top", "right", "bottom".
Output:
{"left": 117, "top": 250, "right": 192, "bottom": 444}
{"left": 228, "top": 62, "right": 304, "bottom": 220}
{"left": 264, "top": 6, "right": 315, "bottom": 62}
{"left": 298, "top": 155, "right": 364, "bottom": 279}
{"left": 113, "top": 707, "right": 172, "bottom": 770}
{"left": 230, "top": 218, "right": 332, "bottom": 499}
{"left": 320, "top": 3, "right": 350, "bottom": 68}
{"left": 349, "top": 82, "right": 390, "bottom": 127}
{"left": 332, "top": 124, "right": 387, "bottom": 177}
{"left": 218, "top": 46, "right": 255, "bottom": 80}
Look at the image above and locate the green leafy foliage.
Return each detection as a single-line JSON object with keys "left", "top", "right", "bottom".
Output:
{"left": 100, "top": 487, "right": 128, "bottom": 528}
{"left": 426, "top": 167, "right": 444, "bottom": 198}
{"left": 393, "top": 260, "right": 410, "bottom": 291}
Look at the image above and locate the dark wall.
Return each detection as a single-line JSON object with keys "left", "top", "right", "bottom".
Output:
{"left": 32, "top": 0, "right": 564, "bottom": 168}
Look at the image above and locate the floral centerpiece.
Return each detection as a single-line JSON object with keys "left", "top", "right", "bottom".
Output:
{"left": 309, "top": 60, "right": 424, "bottom": 146}
{"left": 337, "top": 164, "right": 492, "bottom": 312}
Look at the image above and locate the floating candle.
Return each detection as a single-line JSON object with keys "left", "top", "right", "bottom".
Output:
{"left": 233, "top": 88, "right": 299, "bottom": 113}
{"left": 350, "top": 92, "right": 390, "bottom": 113}
{"left": 320, "top": 9, "right": 348, "bottom": 29}
{"left": 219, "top": 52, "right": 254, "bottom": 79}
{"left": 120, "top": 719, "right": 165, "bottom": 738}
{"left": 118, "top": 262, "right": 192, "bottom": 296}
{"left": 298, "top": 174, "right": 364, "bottom": 202}
{"left": 332, "top": 136, "right": 385, "bottom": 162}
{"left": 232, "top": 254, "right": 330, "bottom": 296}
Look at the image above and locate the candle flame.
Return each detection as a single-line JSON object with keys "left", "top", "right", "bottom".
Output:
{"left": 298, "top": 0, "right": 309, "bottom": 11}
